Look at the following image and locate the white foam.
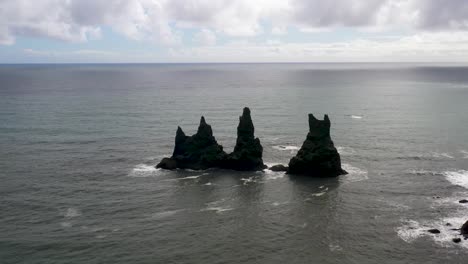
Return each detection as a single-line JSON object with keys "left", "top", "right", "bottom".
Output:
{"left": 272, "top": 201, "right": 288, "bottom": 207}
{"left": 460, "top": 150, "right": 468, "bottom": 159}
{"left": 129, "top": 164, "right": 159, "bottom": 177}
{"left": 311, "top": 191, "right": 327, "bottom": 197}
{"left": 151, "top": 209, "right": 183, "bottom": 219}
{"left": 336, "top": 146, "right": 356, "bottom": 156}
{"left": 351, "top": 115, "right": 363, "bottom": 119}
{"left": 408, "top": 169, "right": 438, "bottom": 176}
{"left": 443, "top": 170, "right": 468, "bottom": 189}
{"left": 264, "top": 172, "right": 285, "bottom": 180}
{"left": 64, "top": 208, "right": 81, "bottom": 218}
{"left": 240, "top": 177, "right": 257, "bottom": 185}
{"left": 204, "top": 182, "right": 213, "bottom": 186}
{"left": 430, "top": 152, "right": 454, "bottom": 159}
{"left": 397, "top": 217, "right": 467, "bottom": 248}
{"left": 341, "top": 163, "right": 368, "bottom": 183}
{"left": 201, "top": 206, "right": 234, "bottom": 214}
{"left": 397, "top": 219, "right": 425, "bottom": 243}
{"left": 329, "top": 243, "right": 343, "bottom": 252}
{"left": 178, "top": 175, "right": 202, "bottom": 180}
{"left": 272, "top": 145, "right": 300, "bottom": 153}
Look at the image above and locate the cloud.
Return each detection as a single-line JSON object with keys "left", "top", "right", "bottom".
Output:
{"left": 1, "top": 0, "right": 468, "bottom": 47}
{"left": 193, "top": 29, "right": 217, "bottom": 46}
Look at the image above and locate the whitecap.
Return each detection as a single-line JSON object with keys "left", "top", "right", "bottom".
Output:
{"left": 397, "top": 217, "right": 467, "bottom": 248}
{"left": 64, "top": 208, "right": 81, "bottom": 218}
{"left": 272, "top": 201, "right": 288, "bottom": 207}
{"left": 443, "top": 170, "right": 468, "bottom": 189}
{"left": 151, "top": 209, "right": 184, "bottom": 219}
{"left": 336, "top": 146, "right": 356, "bottom": 156}
{"left": 460, "top": 150, "right": 468, "bottom": 159}
{"left": 351, "top": 115, "right": 363, "bottom": 119}
{"left": 272, "top": 145, "right": 300, "bottom": 153}
{"left": 341, "top": 163, "right": 368, "bottom": 182}
{"left": 396, "top": 219, "right": 425, "bottom": 243}
{"left": 329, "top": 243, "right": 343, "bottom": 252}
{"left": 240, "top": 177, "right": 256, "bottom": 185}
{"left": 311, "top": 192, "right": 327, "bottom": 197}
{"left": 129, "top": 164, "right": 159, "bottom": 177}
{"left": 430, "top": 152, "right": 454, "bottom": 159}
{"left": 178, "top": 175, "right": 202, "bottom": 180}
{"left": 408, "top": 169, "right": 439, "bottom": 176}
{"left": 204, "top": 182, "right": 213, "bottom": 186}
{"left": 201, "top": 207, "right": 234, "bottom": 214}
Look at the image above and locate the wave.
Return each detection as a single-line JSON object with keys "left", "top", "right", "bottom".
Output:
{"left": 397, "top": 217, "right": 467, "bottom": 248}
{"left": 64, "top": 208, "right": 81, "bottom": 218}
{"left": 350, "top": 115, "right": 363, "bottom": 119}
{"left": 341, "top": 163, "right": 368, "bottom": 182}
{"left": 128, "top": 164, "right": 159, "bottom": 177}
{"left": 151, "top": 209, "right": 184, "bottom": 219}
{"left": 336, "top": 146, "right": 356, "bottom": 156}
{"left": 263, "top": 163, "right": 287, "bottom": 180}
{"left": 200, "top": 206, "right": 234, "bottom": 214}
{"left": 443, "top": 170, "right": 468, "bottom": 189}
{"left": 398, "top": 152, "right": 454, "bottom": 161}
{"left": 407, "top": 169, "right": 440, "bottom": 176}
{"left": 178, "top": 175, "right": 202, "bottom": 180}
{"left": 272, "top": 145, "right": 300, "bottom": 153}
{"left": 460, "top": 150, "right": 468, "bottom": 159}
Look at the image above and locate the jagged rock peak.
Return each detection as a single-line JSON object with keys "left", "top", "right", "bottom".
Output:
{"left": 287, "top": 114, "right": 346, "bottom": 177}
{"left": 308, "top": 114, "right": 330, "bottom": 138}
{"left": 158, "top": 116, "right": 227, "bottom": 170}
{"left": 237, "top": 107, "right": 255, "bottom": 140}
{"left": 196, "top": 116, "right": 213, "bottom": 137}
{"left": 223, "top": 107, "right": 265, "bottom": 171}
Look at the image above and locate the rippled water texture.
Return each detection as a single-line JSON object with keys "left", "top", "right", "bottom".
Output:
{"left": 1, "top": 63, "right": 468, "bottom": 263}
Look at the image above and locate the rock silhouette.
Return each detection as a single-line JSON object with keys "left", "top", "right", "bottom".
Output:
{"left": 223, "top": 107, "right": 266, "bottom": 171}
{"left": 287, "top": 114, "right": 347, "bottom": 177}
{"left": 156, "top": 117, "right": 227, "bottom": 170}
{"left": 461, "top": 220, "right": 468, "bottom": 237}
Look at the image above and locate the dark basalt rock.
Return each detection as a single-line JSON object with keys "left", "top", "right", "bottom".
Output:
{"left": 461, "top": 221, "right": 468, "bottom": 237}
{"left": 156, "top": 157, "right": 177, "bottom": 170}
{"left": 156, "top": 117, "right": 227, "bottom": 170}
{"left": 428, "top": 229, "right": 441, "bottom": 234}
{"left": 269, "top": 164, "right": 288, "bottom": 172}
{"left": 453, "top": 238, "right": 462, "bottom": 243}
{"left": 459, "top": 199, "right": 468, "bottom": 203}
{"left": 222, "top": 107, "right": 266, "bottom": 171}
{"left": 287, "top": 114, "right": 347, "bottom": 177}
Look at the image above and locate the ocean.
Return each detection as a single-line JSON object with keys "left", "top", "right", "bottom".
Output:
{"left": 1, "top": 63, "right": 468, "bottom": 263}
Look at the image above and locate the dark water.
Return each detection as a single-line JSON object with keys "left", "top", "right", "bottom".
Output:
{"left": 1, "top": 63, "right": 468, "bottom": 263}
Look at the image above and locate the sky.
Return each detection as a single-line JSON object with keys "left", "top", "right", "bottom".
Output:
{"left": 1, "top": 0, "right": 468, "bottom": 63}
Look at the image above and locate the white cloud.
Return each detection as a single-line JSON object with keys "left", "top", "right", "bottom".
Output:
{"left": 2, "top": 0, "right": 468, "bottom": 46}
{"left": 193, "top": 29, "right": 216, "bottom": 46}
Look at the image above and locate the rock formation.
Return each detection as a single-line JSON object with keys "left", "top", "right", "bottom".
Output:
{"left": 287, "top": 114, "right": 347, "bottom": 177}
{"left": 461, "top": 220, "right": 468, "bottom": 237}
{"left": 223, "top": 107, "right": 266, "bottom": 171}
{"left": 269, "top": 164, "right": 288, "bottom": 172}
{"left": 156, "top": 117, "right": 227, "bottom": 170}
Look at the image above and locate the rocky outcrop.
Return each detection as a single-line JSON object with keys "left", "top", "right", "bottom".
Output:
{"left": 461, "top": 220, "right": 468, "bottom": 237}
{"left": 156, "top": 117, "right": 227, "bottom": 170}
{"left": 287, "top": 114, "right": 347, "bottom": 177}
{"left": 269, "top": 164, "right": 288, "bottom": 172}
{"left": 223, "top": 107, "right": 266, "bottom": 171}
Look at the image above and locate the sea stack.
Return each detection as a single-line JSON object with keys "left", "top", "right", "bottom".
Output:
{"left": 156, "top": 116, "right": 227, "bottom": 170}
{"left": 287, "top": 114, "right": 347, "bottom": 177}
{"left": 223, "top": 107, "right": 266, "bottom": 171}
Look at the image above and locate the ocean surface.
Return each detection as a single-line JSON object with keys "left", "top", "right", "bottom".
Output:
{"left": 1, "top": 63, "right": 468, "bottom": 263}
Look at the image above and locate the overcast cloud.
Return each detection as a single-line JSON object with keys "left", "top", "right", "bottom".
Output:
{"left": 0, "top": 0, "right": 468, "bottom": 62}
